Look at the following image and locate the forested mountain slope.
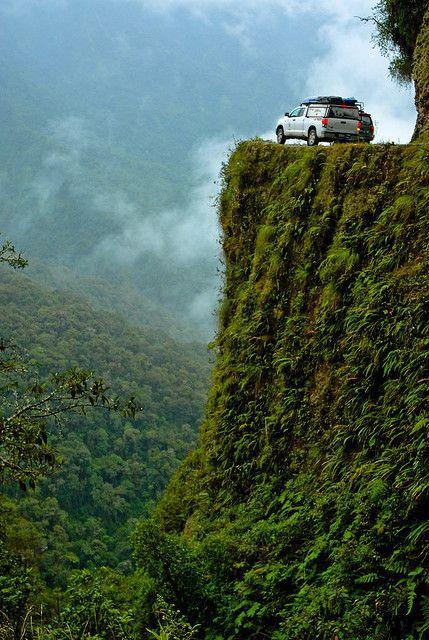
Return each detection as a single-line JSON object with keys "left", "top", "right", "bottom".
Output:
{"left": 0, "top": 269, "right": 209, "bottom": 586}
{"left": 25, "top": 260, "right": 191, "bottom": 340}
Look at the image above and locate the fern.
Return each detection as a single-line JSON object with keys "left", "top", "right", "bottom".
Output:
{"left": 355, "top": 573, "right": 380, "bottom": 585}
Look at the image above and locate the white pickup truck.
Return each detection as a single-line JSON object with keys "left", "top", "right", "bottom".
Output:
{"left": 276, "top": 96, "right": 374, "bottom": 146}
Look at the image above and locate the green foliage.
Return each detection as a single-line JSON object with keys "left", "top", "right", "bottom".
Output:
{"left": 0, "top": 238, "right": 27, "bottom": 270}
{"left": 0, "top": 269, "right": 209, "bottom": 585}
{"left": 0, "top": 253, "right": 209, "bottom": 638}
{"left": 147, "top": 597, "right": 200, "bottom": 640}
{"left": 0, "top": 243, "right": 139, "bottom": 490}
{"left": 0, "top": 342, "right": 137, "bottom": 488}
{"left": 0, "top": 499, "right": 40, "bottom": 640}
{"left": 133, "top": 520, "right": 211, "bottom": 625}
{"left": 149, "top": 140, "right": 429, "bottom": 638}
{"left": 371, "top": 0, "right": 429, "bottom": 81}
{"left": 0, "top": 563, "right": 150, "bottom": 640}
{"left": 0, "top": 238, "right": 148, "bottom": 639}
{"left": 44, "top": 569, "right": 136, "bottom": 639}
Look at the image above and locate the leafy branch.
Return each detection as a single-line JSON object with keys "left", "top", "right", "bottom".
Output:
{"left": 0, "top": 354, "right": 140, "bottom": 489}
{"left": 0, "top": 239, "right": 27, "bottom": 270}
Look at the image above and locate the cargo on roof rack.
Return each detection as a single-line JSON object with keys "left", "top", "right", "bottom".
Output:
{"left": 301, "top": 96, "right": 344, "bottom": 105}
{"left": 301, "top": 96, "right": 363, "bottom": 108}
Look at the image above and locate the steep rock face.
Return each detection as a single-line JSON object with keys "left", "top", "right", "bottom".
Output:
{"left": 158, "top": 141, "right": 429, "bottom": 638}
{"left": 413, "top": 5, "right": 429, "bottom": 137}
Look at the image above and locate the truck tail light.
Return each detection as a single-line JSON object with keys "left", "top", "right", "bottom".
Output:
{"left": 370, "top": 124, "right": 375, "bottom": 134}
{"left": 357, "top": 121, "right": 363, "bottom": 132}
{"left": 322, "top": 118, "right": 329, "bottom": 127}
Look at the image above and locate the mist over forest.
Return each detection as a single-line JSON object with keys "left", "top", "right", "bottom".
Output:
{"left": 0, "top": 0, "right": 415, "bottom": 337}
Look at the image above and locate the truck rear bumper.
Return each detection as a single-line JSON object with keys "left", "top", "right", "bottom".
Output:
{"left": 322, "top": 132, "right": 359, "bottom": 142}
{"left": 321, "top": 132, "right": 373, "bottom": 143}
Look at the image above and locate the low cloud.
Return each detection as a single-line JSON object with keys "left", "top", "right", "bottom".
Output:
{"left": 15, "top": 117, "right": 90, "bottom": 236}
{"left": 1, "top": 0, "right": 66, "bottom": 14}
{"left": 2, "top": 0, "right": 416, "bottom": 144}
{"left": 1, "top": 0, "right": 374, "bottom": 23}
{"left": 92, "top": 137, "right": 228, "bottom": 334}
{"left": 109, "top": 0, "right": 367, "bottom": 16}
{"left": 111, "top": 0, "right": 414, "bottom": 142}
{"left": 13, "top": 114, "right": 226, "bottom": 334}
{"left": 27, "top": 116, "right": 224, "bottom": 272}
{"left": 94, "top": 138, "right": 226, "bottom": 267}
{"left": 0, "top": 0, "right": 331, "bottom": 14}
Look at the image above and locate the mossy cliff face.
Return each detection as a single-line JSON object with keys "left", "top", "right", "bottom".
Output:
{"left": 413, "top": 5, "right": 429, "bottom": 136}
{"left": 156, "top": 140, "right": 429, "bottom": 639}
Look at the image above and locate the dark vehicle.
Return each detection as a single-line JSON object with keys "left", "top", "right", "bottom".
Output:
{"left": 358, "top": 112, "right": 375, "bottom": 142}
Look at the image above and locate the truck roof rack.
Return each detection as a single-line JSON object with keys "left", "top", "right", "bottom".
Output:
{"left": 301, "top": 96, "right": 364, "bottom": 109}
{"left": 301, "top": 96, "right": 344, "bottom": 105}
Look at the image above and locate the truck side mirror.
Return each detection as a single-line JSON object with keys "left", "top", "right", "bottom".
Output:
{"left": 285, "top": 112, "right": 290, "bottom": 117}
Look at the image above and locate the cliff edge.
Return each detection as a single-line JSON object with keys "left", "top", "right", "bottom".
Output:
{"left": 156, "top": 139, "right": 429, "bottom": 639}
{"left": 141, "top": 8, "right": 429, "bottom": 639}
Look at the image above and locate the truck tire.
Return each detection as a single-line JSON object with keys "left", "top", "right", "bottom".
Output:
{"left": 276, "top": 126, "right": 286, "bottom": 145}
{"left": 307, "top": 127, "right": 319, "bottom": 147}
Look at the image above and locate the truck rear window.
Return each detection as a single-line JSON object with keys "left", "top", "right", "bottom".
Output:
{"left": 307, "top": 106, "right": 327, "bottom": 117}
{"left": 330, "top": 106, "right": 360, "bottom": 120}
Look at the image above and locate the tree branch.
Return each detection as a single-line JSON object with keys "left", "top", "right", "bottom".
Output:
{"left": 356, "top": 15, "right": 384, "bottom": 29}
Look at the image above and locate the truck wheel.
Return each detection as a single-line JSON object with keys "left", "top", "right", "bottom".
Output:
{"left": 276, "top": 127, "right": 286, "bottom": 145}
{"left": 307, "top": 128, "right": 319, "bottom": 147}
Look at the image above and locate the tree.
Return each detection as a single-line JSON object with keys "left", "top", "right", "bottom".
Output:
{"left": 132, "top": 519, "right": 212, "bottom": 628}
{"left": 365, "top": 1, "right": 429, "bottom": 137}
{"left": 0, "top": 238, "right": 139, "bottom": 638}
{"left": 370, "top": 0, "right": 428, "bottom": 81}
{"left": 0, "top": 344, "right": 138, "bottom": 489}
{"left": 147, "top": 596, "right": 200, "bottom": 640}
{"left": 45, "top": 569, "right": 136, "bottom": 640}
{"left": 0, "top": 238, "right": 27, "bottom": 270}
{"left": 0, "top": 240, "right": 138, "bottom": 489}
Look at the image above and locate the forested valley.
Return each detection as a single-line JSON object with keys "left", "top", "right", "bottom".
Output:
{"left": 0, "top": 252, "right": 209, "bottom": 637}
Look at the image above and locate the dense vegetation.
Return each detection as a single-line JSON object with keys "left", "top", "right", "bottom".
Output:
{"left": 135, "top": 135, "right": 429, "bottom": 639}
{"left": 373, "top": 0, "right": 429, "bottom": 81}
{"left": 0, "top": 268, "right": 209, "bottom": 594}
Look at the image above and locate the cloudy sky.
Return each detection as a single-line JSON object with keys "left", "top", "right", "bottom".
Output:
{"left": 2, "top": 0, "right": 416, "bottom": 144}
{"left": 13, "top": 0, "right": 412, "bottom": 140}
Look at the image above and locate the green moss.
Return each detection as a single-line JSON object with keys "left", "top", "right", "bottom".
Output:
{"left": 413, "top": 6, "right": 429, "bottom": 136}
{"left": 254, "top": 224, "right": 275, "bottom": 261}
